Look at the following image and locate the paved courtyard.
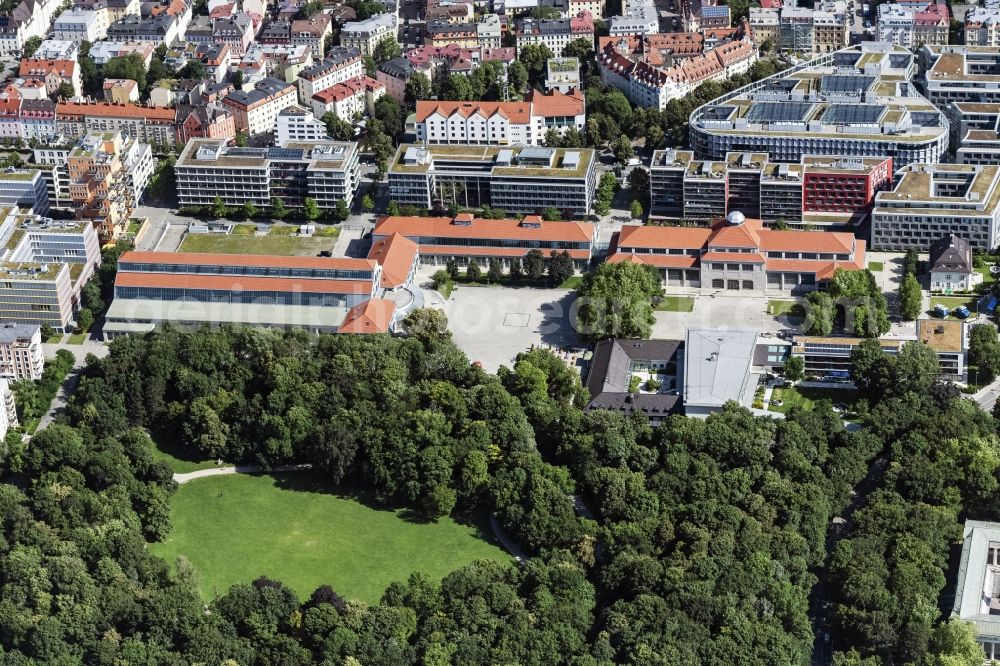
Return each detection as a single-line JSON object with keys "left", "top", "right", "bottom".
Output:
{"left": 443, "top": 285, "right": 579, "bottom": 372}
{"left": 651, "top": 294, "right": 792, "bottom": 339}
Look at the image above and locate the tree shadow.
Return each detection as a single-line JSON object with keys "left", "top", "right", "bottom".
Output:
{"left": 538, "top": 290, "right": 582, "bottom": 349}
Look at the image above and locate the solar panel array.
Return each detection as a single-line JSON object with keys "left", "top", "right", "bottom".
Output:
{"left": 745, "top": 101, "right": 814, "bottom": 123}
{"left": 226, "top": 147, "right": 268, "bottom": 158}
{"left": 268, "top": 147, "right": 306, "bottom": 160}
{"left": 820, "top": 104, "right": 886, "bottom": 124}
{"left": 700, "top": 5, "right": 729, "bottom": 17}
{"left": 820, "top": 75, "right": 875, "bottom": 94}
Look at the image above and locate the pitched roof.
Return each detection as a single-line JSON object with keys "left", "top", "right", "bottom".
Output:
{"left": 338, "top": 298, "right": 396, "bottom": 334}
{"left": 119, "top": 250, "right": 377, "bottom": 271}
{"left": 56, "top": 101, "right": 175, "bottom": 121}
{"left": 617, "top": 224, "right": 712, "bottom": 249}
{"left": 929, "top": 234, "right": 972, "bottom": 273}
{"left": 416, "top": 99, "right": 531, "bottom": 124}
{"left": 373, "top": 215, "right": 594, "bottom": 243}
{"left": 367, "top": 233, "right": 418, "bottom": 289}
{"left": 525, "top": 87, "right": 585, "bottom": 118}
{"left": 115, "top": 272, "right": 374, "bottom": 294}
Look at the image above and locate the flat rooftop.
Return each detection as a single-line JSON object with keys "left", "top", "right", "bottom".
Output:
{"left": 390, "top": 144, "right": 595, "bottom": 178}
{"left": 683, "top": 329, "right": 759, "bottom": 410}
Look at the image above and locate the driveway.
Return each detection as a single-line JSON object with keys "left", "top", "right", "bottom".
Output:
{"left": 443, "top": 284, "right": 579, "bottom": 372}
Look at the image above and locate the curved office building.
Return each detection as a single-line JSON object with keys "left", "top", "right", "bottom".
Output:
{"left": 689, "top": 44, "right": 949, "bottom": 168}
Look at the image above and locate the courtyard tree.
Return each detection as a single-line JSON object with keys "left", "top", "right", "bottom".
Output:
{"left": 361, "top": 194, "right": 375, "bottom": 212}
{"left": 784, "top": 355, "right": 804, "bottom": 382}
{"left": 629, "top": 200, "right": 643, "bottom": 220}
{"left": 487, "top": 259, "right": 503, "bottom": 284}
{"left": 271, "top": 196, "right": 288, "bottom": 219}
{"left": 303, "top": 197, "right": 321, "bottom": 221}
{"left": 241, "top": 202, "right": 258, "bottom": 220}
{"left": 547, "top": 251, "right": 574, "bottom": 287}
{"left": 466, "top": 258, "right": 481, "bottom": 281}
{"left": 576, "top": 260, "right": 661, "bottom": 339}
{"left": 899, "top": 272, "right": 923, "bottom": 320}
{"left": 525, "top": 249, "right": 546, "bottom": 281}
{"left": 401, "top": 308, "right": 451, "bottom": 349}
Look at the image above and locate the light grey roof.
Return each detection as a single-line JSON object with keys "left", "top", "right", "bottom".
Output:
{"left": 953, "top": 520, "right": 1000, "bottom": 641}
{"left": 105, "top": 299, "right": 349, "bottom": 331}
{"left": 683, "top": 329, "right": 759, "bottom": 410}
{"left": 0, "top": 323, "right": 38, "bottom": 343}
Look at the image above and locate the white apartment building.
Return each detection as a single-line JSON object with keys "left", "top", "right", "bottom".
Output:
{"left": 221, "top": 77, "right": 298, "bottom": 136}
{"left": 340, "top": 13, "right": 396, "bottom": 57}
{"left": 274, "top": 105, "right": 329, "bottom": 144}
{"left": 609, "top": 0, "right": 660, "bottom": 36}
{"left": 53, "top": 9, "right": 103, "bottom": 42}
{"left": 0, "top": 323, "right": 44, "bottom": 380}
{"left": 546, "top": 57, "right": 581, "bottom": 93}
{"left": 309, "top": 76, "right": 385, "bottom": 120}
{"left": 296, "top": 47, "right": 364, "bottom": 104}
{"left": 414, "top": 88, "right": 586, "bottom": 146}
{"left": 0, "top": 379, "right": 18, "bottom": 440}
{"left": 872, "top": 164, "right": 1000, "bottom": 251}
{"left": 0, "top": 0, "right": 61, "bottom": 57}
{"left": 878, "top": 3, "right": 916, "bottom": 45}
{"left": 515, "top": 11, "right": 595, "bottom": 55}
{"left": 477, "top": 14, "right": 502, "bottom": 49}
{"left": 919, "top": 45, "right": 1000, "bottom": 106}
{"left": 966, "top": 7, "right": 1000, "bottom": 46}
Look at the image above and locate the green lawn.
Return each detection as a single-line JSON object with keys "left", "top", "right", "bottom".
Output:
{"left": 867, "top": 261, "right": 884, "bottom": 272}
{"left": 180, "top": 233, "right": 335, "bottom": 256}
{"left": 315, "top": 226, "right": 340, "bottom": 238}
{"left": 437, "top": 280, "right": 454, "bottom": 298}
{"left": 928, "top": 296, "right": 977, "bottom": 319}
{"left": 977, "top": 264, "right": 998, "bottom": 291}
{"left": 44, "top": 334, "right": 62, "bottom": 343}
{"left": 768, "top": 300, "right": 805, "bottom": 318}
{"left": 769, "top": 386, "right": 859, "bottom": 413}
{"left": 654, "top": 296, "right": 695, "bottom": 312}
{"left": 150, "top": 473, "right": 511, "bottom": 603}
{"left": 231, "top": 223, "right": 257, "bottom": 235}
{"left": 66, "top": 333, "right": 87, "bottom": 344}
{"left": 558, "top": 275, "right": 583, "bottom": 289}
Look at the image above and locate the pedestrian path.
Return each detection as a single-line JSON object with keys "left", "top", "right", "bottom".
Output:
{"left": 172, "top": 463, "right": 313, "bottom": 484}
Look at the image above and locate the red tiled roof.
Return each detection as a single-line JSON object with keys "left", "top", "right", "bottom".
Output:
{"left": 56, "top": 101, "right": 175, "bottom": 121}
{"left": 374, "top": 215, "right": 594, "bottom": 243}
{"left": 708, "top": 220, "right": 761, "bottom": 248}
{"left": 367, "top": 232, "right": 418, "bottom": 288}
{"left": 120, "top": 250, "right": 377, "bottom": 271}
{"left": 702, "top": 250, "right": 765, "bottom": 263}
{"left": 758, "top": 229, "right": 854, "bottom": 254}
{"left": 19, "top": 59, "right": 76, "bottom": 78}
{"left": 525, "top": 87, "right": 585, "bottom": 118}
{"left": 115, "top": 272, "right": 374, "bottom": 294}
{"left": 415, "top": 99, "right": 531, "bottom": 124}
{"left": 339, "top": 298, "right": 395, "bottom": 334}
{"left": 419, "top": 245, "right": 592, "bottom": 259}
{"left": 617, "top": 224, "right": 712, "bottom": 250}
{"left": 607, "top": 253, "right": 698, "bottom": 268}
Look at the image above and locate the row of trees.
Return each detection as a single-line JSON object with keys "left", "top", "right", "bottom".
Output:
{"left": 178, "top": 195, "right": 351, "bottom": 222}
{"left": 433, "top": 250, "right": 576, "bottom": 289}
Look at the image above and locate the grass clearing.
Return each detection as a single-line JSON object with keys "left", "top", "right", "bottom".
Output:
{"left": 559, "top": 275, "right": 583, "bottom": 289}
{"left": 231, "top": 223, "right": 257, "bottom": 235}
{"left": 768, "top": 300, "right": 805, "bottom": 318}
{"left": 769, "top": 386, "right": 860, "bottom": 413}
{"left": 315, "top": 226, "right": 340, "bottom": 238}
{"left": 928, "top": 296, "right": 977, "bottom": 319}
{"left": 150, "top": 473, "right": 511, "bottom": 603}
{"left": 654, "top": 296, "right": 695, "bottom": 312}
{"left": 44, "top": 334, "right": 62, "bottom": 343}
{"left": 66, "top": 333, "right": 87, "bottom": 344}
{"left": 867, "top": 261, "right": 884, "bottom": 272}
{"left": 180, "top": 233, "right": 335, "bottom": 256}
{"left": 268, "top": 225, "right": 297, "bottom": 236}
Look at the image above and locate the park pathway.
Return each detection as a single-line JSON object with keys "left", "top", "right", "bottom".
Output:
{"left": 172, "top": 463, "right": 313, "bottom": 484}
{"left": 489, "top": 515, "right": 529, "bottom": 564}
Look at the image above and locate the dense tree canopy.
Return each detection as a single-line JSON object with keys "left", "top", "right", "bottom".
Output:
{"left": 0, "top": 311, "right": 995, "bottom": 664}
